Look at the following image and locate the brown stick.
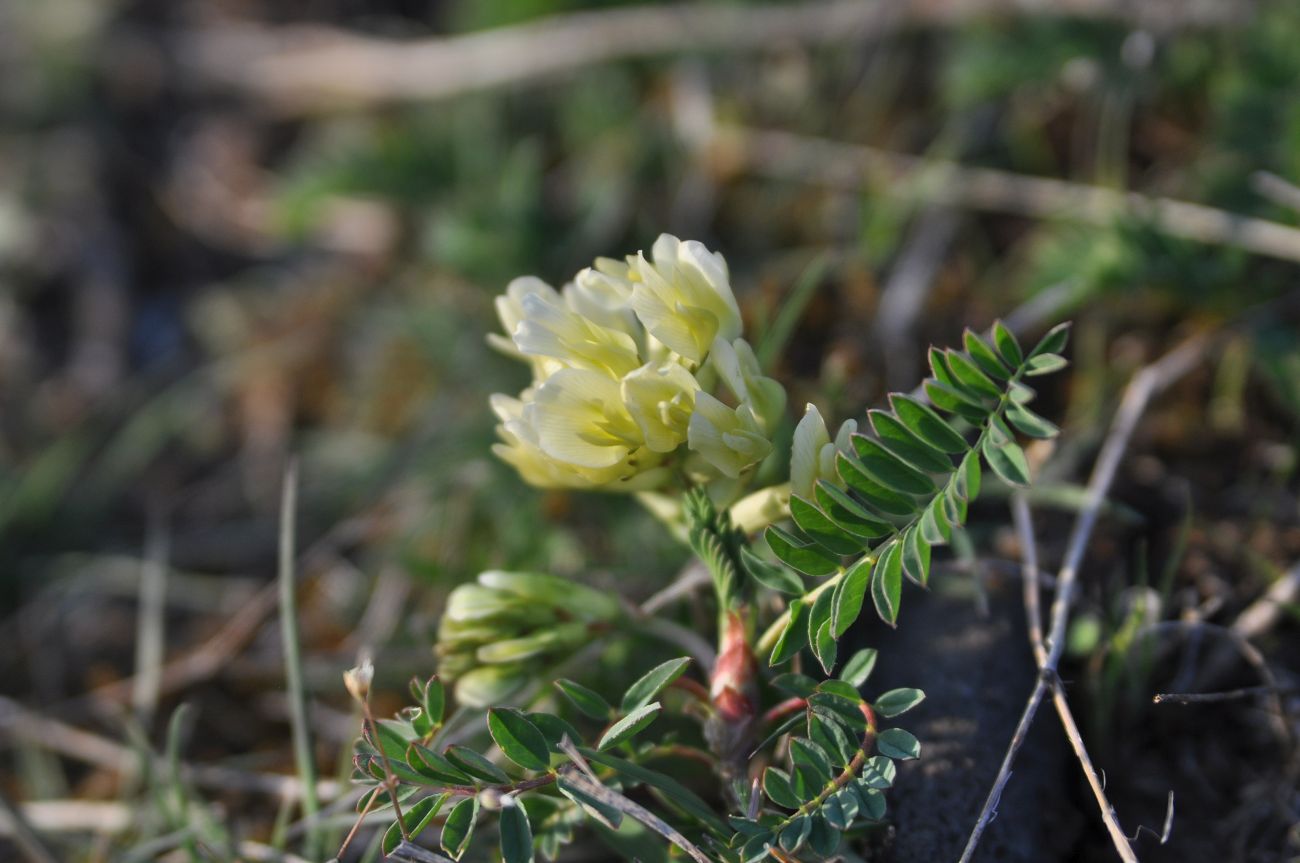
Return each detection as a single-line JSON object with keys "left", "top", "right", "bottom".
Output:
{"left": 732, "top": 128, "right": 1300, "bottom": 267}
{"left": 171, "top": 0, "right": 1237, "bottom": 115}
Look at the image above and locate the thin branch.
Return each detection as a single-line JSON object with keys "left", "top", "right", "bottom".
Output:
{"left": 1232, "top": 560, "right": 1300, "bottom": 641}
{"left": 1015, "top": 493, "right": 1145, "bottom": 861}
{"left": 635, "top": 616, "right": 717, "bottom": 669}
{"left": 171, "top": 0, "right": 1236, "bottom": 115}
{"left": 732, "top": 128, "right": 1300, "bottom": 267}
{"left": 1153, "top": 684, "right": 1299, "bottom": 705}
{"left": 961, "top": 334, "right": 1210, "bottom": 863}
{"left": 640, "top": 559, "right": 712, "bottom": 615}
{"left": 1012, "top": 493, "right": 1046, "bottom": 667}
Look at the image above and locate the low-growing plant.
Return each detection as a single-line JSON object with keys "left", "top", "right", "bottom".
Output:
{"left": 342, "top": 234, "right": 1069, "bottom": 861}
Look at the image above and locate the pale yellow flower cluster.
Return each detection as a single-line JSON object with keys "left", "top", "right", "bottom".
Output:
{"left": 490, "top": 235, "right": 785, "bottom": 491}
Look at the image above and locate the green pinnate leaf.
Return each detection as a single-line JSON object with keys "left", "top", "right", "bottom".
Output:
{"left": 597, "top": 702, "right": 661, "bottom": 750}
{"left": 873, "top": 688, "right": 925, "bottom": 718}
{"left": 779, "top": 815, "right": 812, "bottom": 853}
{"left": 769, "top": 598, "right": 810, "bottom": 667}
{"left": 771, "top": 672, "right": 819, "bottom": 698}
{"left": 963, "top": 328, "right": 1011, "bottom": 380}
{"left": 408, "top": 743, "right": 474, "bottom": 785}
{"left": 765, "top": 525, "right": 839, "bottom": 576}
{"left": 488, "top": 708, "right": 551, "bottom": 772}
{"left": 445, "top": 745, "right": 510, "bottom": 784}
{"left": 858, "top": 755, "right": 897, "bottom": 789}
{"left": 955, "top": 450, "right": 981, "bottom": 501}
{"left": 814, "top": 481, "right": 893, "bottom": 539}
{"left": 808, "top": 713, "right": 856, "bottom": 764}
{"left": 526, "top": 712, "right": 583, "bottom": 754}
{"left": 1025, "top": 352, "right": 1069, "bottom": 376}
{"left": 839, "top": 648, "right": 878, "bottom": 688}
{"left": 835, "top": 452, "right": 917, "bottom": 515}
{"left": 789, "top": 738, "right": 834, "bottom": 780}
{"left": 499, "top": 799, "right": 534, "bottom": 863}
{"left": 919, "top": 496, "right": 949, "bottom": 545}
{"left": 813, "top": 618, "right": 837, "bottom": 676}
{"left": 741, "top": 546, "right": 804, "bottom": 595}
{"left": 621, "top": 657, "right": 691, "bottom": 713}
{"left": 870, "top": 541, "right": 903, "bottom": 626}
{"left": 423, "top": 676, "right": 446, "bottom": 728}
{"left": 831, "top": 554, "right": 871, "bottom": 638}
{"left": 1030, "top": 321, "right": 1071, "bottom": 358}
{"left": 925, "top": 380, "right": 989, "bottom": 423}
{"left": 901, "top": 527, "right": 931, "bottom": 587}
{"left": 790, "top": 495, "right": 865, "bottom": 555}
{"left": 993, "top": 320, "right": 1022, "bottom": 366}
{"left": 1006, "top": 402, "right": 1060, "bottom": 438}
{"left": 855, "top": 783, "right": 887, "bottom": 820}
{"left": 762, "top": 766, "right": 802, "bottom": 809}
{"left": 808, "top": 812, "right": 840, "bottom": 856}
{"left": 849, "top": 435, "right": 938, "bottom": 496}
{"left": 876, "top": 727, "right": 921, "bottom": 760}
{"left": 944, "top": 349, "right": 1003, "bottom": 399}
{"left": 888, "top": 394, "right": 969, "bottom": 454}
{"left": 441, "top": 795, "right": 479, "bottom": 859}
{"left": 867, "top": 409, "right": 954, "bottom": 473}
{"left": 928, "top": 346, "right": 958, "bottom": 388}
{"left": 382, "top": 792, "right": 449, "bottom": 854}
{"left": 981, "top": 437, "right": 1031, "bottom": 487}
{"left": 554, "top": 679, "right": 612, "bottom": 720}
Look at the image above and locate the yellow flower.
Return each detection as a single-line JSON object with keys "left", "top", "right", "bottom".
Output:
{"left": 627, "top": 234, "right": 743, "bottom": 362}
{"left": 688, "top": 393, "right": 773, "bottom": 479}
{"left": 489, "top": 236, "right": 784, "bottom": 492}
{"left": 490, "top": 392, "right": 669, "bottom": 490}
{"left": 621, "top": 361, "right": 700, "bottom": 453}
{"left": 532, "top": 368, "right": 643, "bottom": 468}
{"left": 709, "top": 336, "right": 786, "bottom": 432}
{"left": 790, "top": 403, "right": 857, "bottom": 499}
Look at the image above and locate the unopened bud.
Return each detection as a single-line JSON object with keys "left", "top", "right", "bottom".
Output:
{"left": 344, "top": 659, "right": 375, "bottom": 702}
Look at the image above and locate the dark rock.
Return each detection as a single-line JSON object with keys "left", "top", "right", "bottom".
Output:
{"left": 851, "top": 574, "right": 1080, "bottom": 863}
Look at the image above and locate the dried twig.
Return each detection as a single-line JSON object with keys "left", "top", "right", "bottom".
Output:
{"left": 731, "top": 128, "right": 1300, "bottom": 267}
{"left": 171, "top": 0, "right": 1238, "bottom": 115}
{"left": 961, "top": 334, "right": 1211, "bottom": 863}
{"left": 1153, "top": 684, "right": 1299, "bottom": 705}
{"left": 1232, "top": 561, "right": 1300, "bottom": 641}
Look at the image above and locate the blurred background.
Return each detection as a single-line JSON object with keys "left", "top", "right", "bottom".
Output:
{"left": 0, "top": 0, "right": 1298, "bottom": 861}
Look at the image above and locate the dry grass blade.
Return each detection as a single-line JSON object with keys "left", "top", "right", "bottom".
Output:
{"left": 131, "top": 508, "right": 169, "bottom": 724}
{"left": 277, "top": 459, "right": 321, "bottom": 857}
